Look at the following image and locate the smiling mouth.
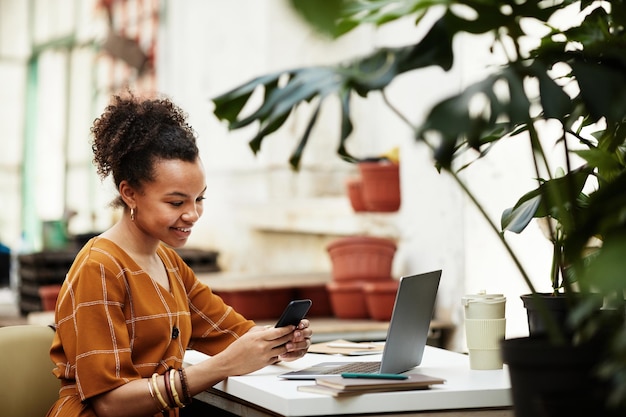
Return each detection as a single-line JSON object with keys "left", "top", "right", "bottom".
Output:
{"left": 173, "top": 227, "right": 192, "bottom": 233}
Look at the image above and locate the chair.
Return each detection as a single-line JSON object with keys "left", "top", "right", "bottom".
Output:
{"left": 0, "top": 324, "right": 59, "bottom": 417}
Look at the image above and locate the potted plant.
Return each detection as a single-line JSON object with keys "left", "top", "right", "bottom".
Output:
{"left": 344, "top": 150, "right": 401, "bottom": 213}
{"left": 210, "top": 0, "right": 626, "bottom": 414}
{"left": 357, "top": 150, "right": 401, "bottom": 212}
{"left": 501, "top": 172, "right": 610, "bottom": 334}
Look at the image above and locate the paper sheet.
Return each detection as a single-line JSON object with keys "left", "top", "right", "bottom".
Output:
{"left": 308, "top": 339, "right": 385, "bottom": 356}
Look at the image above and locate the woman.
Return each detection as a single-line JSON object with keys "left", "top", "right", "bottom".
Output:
{"left": 46, "top": 94, "right": 312, "bottom": 417}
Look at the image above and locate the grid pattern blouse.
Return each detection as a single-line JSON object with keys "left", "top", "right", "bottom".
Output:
{"left": 47, "top": 237, "right": 255, "bottom": 416}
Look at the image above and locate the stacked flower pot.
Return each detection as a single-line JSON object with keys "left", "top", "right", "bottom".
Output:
{"left": 346, "top": 161, "right": 401, "bottom": 213}
{"left": 326, "top": 236, "right": 398, "bottom": 321}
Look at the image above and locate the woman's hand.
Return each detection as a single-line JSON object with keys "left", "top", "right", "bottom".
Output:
{"left": 206, "top": 325, "right": 294, "bottom": 377}
{"left": 188, "top": 320, "right": 313, "bottom": 395}
{"left": 278, "top": 319, "right": 312, "bottom": 362}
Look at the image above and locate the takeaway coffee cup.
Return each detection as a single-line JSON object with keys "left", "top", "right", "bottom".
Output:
{"left": 462, "top": 291, "right": 506, "bottom": 370}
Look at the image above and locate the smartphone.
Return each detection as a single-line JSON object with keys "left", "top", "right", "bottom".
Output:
{"left": 275, "top": 299, "right": 312, "bottom": 327}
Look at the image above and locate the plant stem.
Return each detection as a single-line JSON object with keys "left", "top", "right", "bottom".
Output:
{"left": 526, "top": 122, "right": 561, "bottom": 293}
{"left": 382, "top": 90, "right": 538, "bottom": 294}
{"left": 383, "top": 90, "right": 568, "bottom": 344}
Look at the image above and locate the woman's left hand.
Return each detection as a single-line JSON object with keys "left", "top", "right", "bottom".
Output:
{"left": 278, "top": 319, "right": 312, "bottom": 361}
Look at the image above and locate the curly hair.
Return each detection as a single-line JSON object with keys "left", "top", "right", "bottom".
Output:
{"left": 91, "top": 94, "right": 199, "bottom": 207}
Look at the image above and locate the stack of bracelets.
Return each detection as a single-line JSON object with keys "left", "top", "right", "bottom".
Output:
{"left": 148, "top": 368, "right": 192, "bottom": 413}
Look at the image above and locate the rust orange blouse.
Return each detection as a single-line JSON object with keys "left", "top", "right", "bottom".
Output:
{"left": 46, "top": 237, "right": 255, "bottom": 417}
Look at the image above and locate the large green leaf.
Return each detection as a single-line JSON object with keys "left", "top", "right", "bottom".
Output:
{"left": 289, "top": 101, "right": 323, "bottom": 168}
{"left": 573, "top": 61, "right": 626, "bottom": 126}
{"left": 581, "top": 231, "right": 626, "bottom": 293}
{"left": 418, "top": 66, "right": 532, "bottom": 170}
{"left": 337, "top": 87, "right": 357, "bottom": 163}
{"left": 289, "top": 0, "right": 346, "bottom": 38}
{"left": 501, "top": 196, "right": 542, "bottom": 234}
{"left": 532, "top": 62, "right": 573, "bottom": 120}
{"left": 231, "top": 68, "right": 339, "bottom": 130}
{"left": 212, "top": 1, "right": 579, "bottom": 170}
{"left": 501, "top": 168, "right": 591, "bottom": 235}
{"left": 566, "top": 169, "right": 626, "bottom": 258}
{"left": 211, "top": 11, "right": 461, "bottom": 169}
{"left": 574, "top": 148, "right": 623, "bottom": 183}
{"left": 289, "top": 0, "right": 444, "bottom": 38}
{"left": 213, "top": 72, "right": 283, "bottom": 123}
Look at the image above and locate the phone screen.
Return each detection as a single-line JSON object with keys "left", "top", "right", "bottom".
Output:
{"left": 275, "top": 299, "right": 312, "bottom": 327}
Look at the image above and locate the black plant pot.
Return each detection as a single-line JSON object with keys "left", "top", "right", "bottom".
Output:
{"left": 501, "top": 336, "right": 616, "bottom": 417}
{"left": 520, "top": 293, "right": 570, "bottom": 336}
{"left": 520, "top": 293, "right": 603, "bottom": 336}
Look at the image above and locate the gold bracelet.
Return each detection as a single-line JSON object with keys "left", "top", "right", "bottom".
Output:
{"left": 147, "top": 379, "right": 163, "bottom": 412}
{"left": 169, "top": 368, "right": 185, "bottom": 408}
{"left": 151, "top": 373, "right": 170, "bottom": 410}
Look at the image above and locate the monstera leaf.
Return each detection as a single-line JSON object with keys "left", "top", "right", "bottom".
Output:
{"left": 212, "top": 21, "right": 454, "bottom": 169}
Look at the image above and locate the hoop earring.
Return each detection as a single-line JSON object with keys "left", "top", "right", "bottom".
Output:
{"left": 130, "top": 208, "right": 135, "bottom": 222}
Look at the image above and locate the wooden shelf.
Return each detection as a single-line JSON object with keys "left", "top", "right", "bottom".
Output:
{"left": 238, "top": 197, "right": 400, "bottom": 238}
{"left": 196, "top": 271, "right": 331, "bottom": 290}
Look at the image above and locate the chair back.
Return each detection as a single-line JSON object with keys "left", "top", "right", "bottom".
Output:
{"left": 0, "top": 324, "right": 59, "bottom": 417}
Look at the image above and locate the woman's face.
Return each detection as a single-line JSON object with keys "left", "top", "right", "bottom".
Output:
{"left": 132, "top": 158, "right": 206, "bottom": 248}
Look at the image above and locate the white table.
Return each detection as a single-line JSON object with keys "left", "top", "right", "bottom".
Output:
{"left": 184, "top": 346, "right": 513, "bottom": 416}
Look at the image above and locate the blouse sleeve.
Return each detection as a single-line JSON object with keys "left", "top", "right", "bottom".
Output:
{"left": 171, "top": 253, "right": 256, "bottom": 355}
{"left": 52, "top": 254, "right": 140, "bottom": 401}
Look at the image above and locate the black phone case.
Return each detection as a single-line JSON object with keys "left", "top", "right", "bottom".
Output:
{"left": 275, "top": 299, "right": 312, "bottom": 327}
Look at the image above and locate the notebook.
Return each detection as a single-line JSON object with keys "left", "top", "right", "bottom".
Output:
{"left": 279, "top": 270, "right": 441, "bottom": 379}
{"left": 297, "top": 372, "right": 446, "bottom": 396}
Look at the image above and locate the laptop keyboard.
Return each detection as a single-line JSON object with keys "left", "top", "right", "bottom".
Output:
{"left": 318, "top": 362, "right": 381, "bottom": 375}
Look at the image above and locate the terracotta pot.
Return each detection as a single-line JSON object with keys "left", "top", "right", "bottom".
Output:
{"left": 326, "top": 236, "right": 396, "bottom": 281}
{"left": 295, "top": 285, "right": 333, "bottom": 317}
{"left": 358, "top": 162, "right": 401, "bottom": 212}
{"left": 326, "top": 281, "right": 369, "bottom": 319}
{"left": 345, "top": 177, "right": 367, "bottom": 212}
{"left": 215, "top": 288, "right": 296, "bottom": 320}
{"left": 38, "top": 284, "right": 62, "bottom": 311}
{"left": 364, "top": 280, "right": 399, "bottom": 321}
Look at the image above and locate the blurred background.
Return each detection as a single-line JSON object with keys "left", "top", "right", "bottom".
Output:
{"left": 0, "top": 0, "right": 557, "bottom": 349}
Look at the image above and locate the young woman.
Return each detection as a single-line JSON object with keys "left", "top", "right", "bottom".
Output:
{"left": 46, "top": 94, "right": 312, "bottom": 417}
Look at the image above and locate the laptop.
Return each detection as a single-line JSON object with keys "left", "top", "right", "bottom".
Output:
{"left": 279, "top": 270, "right": 441, "bottom": 379}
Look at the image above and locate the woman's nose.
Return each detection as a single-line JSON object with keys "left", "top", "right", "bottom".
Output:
{"left": 183, "top": 207, "right": 200, "bottom": 222}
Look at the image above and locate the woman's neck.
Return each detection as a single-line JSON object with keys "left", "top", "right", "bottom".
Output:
{"left": 101, "top": 217, "right": 160, "bottom": 259}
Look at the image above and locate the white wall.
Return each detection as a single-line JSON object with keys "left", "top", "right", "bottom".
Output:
{"left": 154, "top": 1, "right": 557, "bottom": 349}
{"left": 0, "top": 0, "right": 560, "bottom": 350}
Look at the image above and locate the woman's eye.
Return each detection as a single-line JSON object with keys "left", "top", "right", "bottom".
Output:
{"left": 196, "top": 196, "right": 206, "bottom": 203}
{"left": 170, "top": 201, "right": 183, "bottom": 207}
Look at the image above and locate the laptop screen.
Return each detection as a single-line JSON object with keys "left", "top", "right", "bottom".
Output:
{"left": 379, "top": 270, "right": 441, "bottom": 373}
{"left": 278, "top": 270, "right": 442, "bottom": 379}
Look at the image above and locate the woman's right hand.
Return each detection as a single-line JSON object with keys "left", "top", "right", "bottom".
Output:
{"left": 187, "top": 324, "right": 295, "bottom": 393}
{"left": 225, "top": 325, "right": 295, "bottom": 371}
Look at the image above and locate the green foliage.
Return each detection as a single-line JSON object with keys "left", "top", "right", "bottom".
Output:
{"left": 210, "top": 0, "right": 626, "bottom": 409}
{"left": 212, "top": 38, "right": 454, "bottom": 168}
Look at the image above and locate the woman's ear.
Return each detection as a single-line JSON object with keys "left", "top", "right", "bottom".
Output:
{"left": 119, "top": 181, "right": 137, "bottom": 208}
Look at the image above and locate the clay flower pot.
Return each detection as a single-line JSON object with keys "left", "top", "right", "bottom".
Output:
{"left": 364, "top": 280, "right": 399, "bottom": 321}
{"left": 326, "top": 281, "right": 369, "bottom": 319}
{"left": 345, "top": 177, "right": 367, "bottom": 212}
{"left": 326, "top": 236, "right": 396, "bottom": 281}
{"left": 215, "top": 288, "right": 295, "bottom": 320}
{"left": 295, "top": 285, "right": 333, "bottom": 317}
{"left": 358, "top": 161, "right": 401, "bottom": 212}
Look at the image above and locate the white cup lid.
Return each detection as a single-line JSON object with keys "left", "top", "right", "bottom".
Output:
{"left": 462, "top": 290, "right": 505, "bottom": 306}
